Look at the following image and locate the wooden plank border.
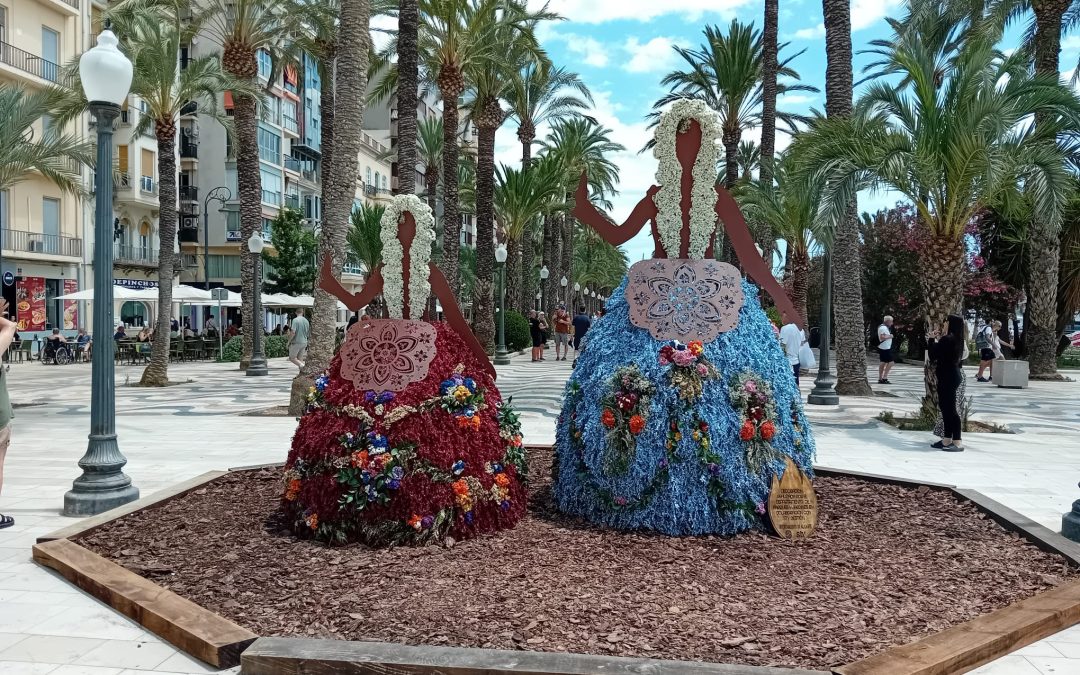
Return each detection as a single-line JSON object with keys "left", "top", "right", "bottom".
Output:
{"left": 32, "top": 538, "right": 257, "bottom": 669}
{"left": 240, "top": 637, "right": 832, "bottom": 675}
{"left": 37, "top": 470, "right": 227, "bottom": 544}
{"left": 29, "top": 458, "right": 1080, "bottom": 674}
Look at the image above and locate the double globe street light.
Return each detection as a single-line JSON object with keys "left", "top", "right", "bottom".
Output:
{"left": 494, "top": 244, "right": 510, "bottom": 366}
{"left": 65, "top": 25, "right": 139, "bottom": 516}
{"left": 246, "top": 232, "right": 268, "bottom": 376}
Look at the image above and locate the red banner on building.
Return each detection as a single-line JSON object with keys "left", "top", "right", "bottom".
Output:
{"left": 63, "top": 279, "right": 78, "bottom": 330}
{"left": 16, "top": 277, "right": 46, "bottom": 331}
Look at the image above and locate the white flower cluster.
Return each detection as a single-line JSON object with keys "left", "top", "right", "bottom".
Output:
{"left": 651, "top": 99, "right": 721, "bottom": 260}
{"left": 379, "top": 195, "right": 437, "bottom": 319}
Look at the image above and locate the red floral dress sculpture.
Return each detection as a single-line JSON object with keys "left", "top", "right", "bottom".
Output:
{"left": 280, "top": 196, "right": 525, "bottom": 545}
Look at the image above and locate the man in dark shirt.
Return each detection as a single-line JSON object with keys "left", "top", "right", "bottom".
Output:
{"left": 571, "top": 305, "right": 591, "bottom": 354}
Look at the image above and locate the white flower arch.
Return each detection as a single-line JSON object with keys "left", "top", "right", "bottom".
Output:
{"left": 379, "top": 195, "right": 436, "bottom": 319}
{"left": 651, "top": 99, "right": 721, "bottom": 260}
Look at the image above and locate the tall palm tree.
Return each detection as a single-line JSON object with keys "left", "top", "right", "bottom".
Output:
{"left": 466, "top": 0, "right": 552, "bottom": 353}
{"left": 504, "top": 63, "right": 590, "bottom": 309}
{"left": 541, "top": 118, "right": 623, "bottom": 299}
{"left": 397, "top": 0, "right": 420, "bottom": 195}
{"left": 649, "top": 21, "right": 815, "bottom": 191}
{"left": 0, "top": 86, "right": 91, "bottom": 193}
{"left": 759, "top": 0, "right": 779, "bottom": 186}
{"left": 417, "top": 0, "right": 502, "bottom": 301}
{"left": 289, "top": 0, "right": 372, "bottom": 413}
{"left": 739, "top": 157, "right": 821, "bottom": 326}
{"left": 791, "top": 26, "right": 1080, "bottom": 404}
{"left": 347, "top": 203, "right": 387, "bottom": 281}
{"left": 572, "top": 226, "right": 628, "bottom": 298}
{"left": 417, "top": 116, "right": 444, "bottom": 217}
{"left": 819, "top": 0, "right": 872, "bottom": 396}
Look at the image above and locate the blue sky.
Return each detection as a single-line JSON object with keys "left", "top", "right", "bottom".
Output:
{"left": 489, "top": 0, "right": 1078, "bottom": 262}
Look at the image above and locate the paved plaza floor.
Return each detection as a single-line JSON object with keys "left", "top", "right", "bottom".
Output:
{"left": 0, "top": 354, "right": 1078, "bottom": 674}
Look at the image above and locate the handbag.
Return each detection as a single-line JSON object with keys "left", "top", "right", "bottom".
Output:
{"left": 799, "top": 342, "right": 816, "bottom": 369}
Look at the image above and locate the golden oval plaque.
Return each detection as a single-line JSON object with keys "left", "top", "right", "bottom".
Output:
{"left": 767, "top": 458, "right": 818, "bottom": 540}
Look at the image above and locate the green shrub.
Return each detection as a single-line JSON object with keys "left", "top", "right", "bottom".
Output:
{"left": 218, "top": 334, "right": 290, "bottom": 362}
{"left": 764, "top": 306, "right": 782, "bottom": 328}
{"left": 504, "top": 310, "right": 530, "bottom": 352}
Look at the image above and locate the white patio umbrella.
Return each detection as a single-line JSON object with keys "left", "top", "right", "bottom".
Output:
{"left": 55, "top": 284, "right": 155, "bottom": 301}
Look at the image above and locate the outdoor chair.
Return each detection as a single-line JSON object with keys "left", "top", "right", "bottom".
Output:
{"left": 15, "top": 341, "right": 31, "bottom": 363}
{"left": 170, "top": 339, "right": 185, "bottom": 362}
{"left": 204, "top": 338, "right": 221, "bottom": 361}
{"left": 185, "top": 339, "right": 204, "bottom": 361}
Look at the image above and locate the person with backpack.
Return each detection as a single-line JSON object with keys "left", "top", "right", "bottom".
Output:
{"left": 876, "top": 315, "right": 895, "bottom": 384}
{"left": 975, "top": 320, "right": 1013, "bottom": 382}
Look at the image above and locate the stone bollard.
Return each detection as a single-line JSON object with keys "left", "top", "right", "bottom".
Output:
{"left": 1063, "top": 484, "right": 1080, "bottom": 543}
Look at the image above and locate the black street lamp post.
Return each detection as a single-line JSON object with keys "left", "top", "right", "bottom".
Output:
{"left": 807, "top": 253, "right": 839, "bottom": 405}
{"left": 246, "top": 232, "right": 268, "bottom": 376}
{"left": 494, "top": 244, "right": 510, "bottom": 365}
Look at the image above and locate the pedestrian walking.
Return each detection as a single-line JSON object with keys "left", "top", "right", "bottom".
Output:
{"left": 0, "top": 300, "right": 17, "bottom": 529}
{"left": 529, "top": 310, "right": 543, "bottom": 362}
{"left": 877, "top": 315, "right": 895, "bottom": 384}
{"left": 779, "top": 321, "right": 804, "bottom": 385}
{"left": 552, "top": 304, "right": 572, "bottom": 361}
{"left": 537, "top": 311, "right": 549, "bottom": 361}
{"left": 976, "top": 320, "right": 1012, "bottom": 381}
{"left": 572, "top": 305, "right": 591, "bottom": 355}
{"left": 928, "top": 315, "right": 967, "bottom": 452}
{"left": 288, "top": 308, "right": 310, "bottom": 369}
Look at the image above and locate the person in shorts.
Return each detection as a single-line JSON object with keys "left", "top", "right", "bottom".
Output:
{"left": 552, "top": 304, "right": 572, "bottom": 361}
{"left": 0, "top": 300, "right": 17, "bottom": 529}
{"left": 877, "top": 315, "right": 895, "bottom": 384}
{"left": 288, "top": 307, "right": 310, "bottom": 369}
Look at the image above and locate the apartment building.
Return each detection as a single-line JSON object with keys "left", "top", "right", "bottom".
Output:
{"left": 0, "top": 0, "right": 89, "bottom": 333}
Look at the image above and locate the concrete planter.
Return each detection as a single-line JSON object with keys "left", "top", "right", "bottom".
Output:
{"left": 992, "top": 359, "right": 1029, "bottom": 389}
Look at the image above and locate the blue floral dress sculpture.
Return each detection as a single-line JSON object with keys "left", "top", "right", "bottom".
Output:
{"left": 553, "top": 100, "right": 816, "bottom": 536}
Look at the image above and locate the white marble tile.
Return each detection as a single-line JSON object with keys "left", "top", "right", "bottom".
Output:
{"left": 0, "top": 636, "right": 105, "bottom": 665}
{"left": 152, "top": 651, "right": 220, "bottom": 674}
{"left": 1025, "top": 655, "right": 1080, "bottom": 674}
{"left": 969, "top": 653, "right": 1045, "bottom": 675}
{"left": 73, "top": 641, "right": 177, "bottom": 670}
{"left": 0, "top": 604, "right": 67, "bottom": 633}
{"left": 27, "top": 606, "right": 146, "bottom": 642}
{"left": 50, "top": 666, "right": 125, "bottom": 675}
{"left": 0, "top": 661, "right": 59, "bottom": 675}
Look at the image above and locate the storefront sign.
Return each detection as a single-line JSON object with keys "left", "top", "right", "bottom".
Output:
{"left": 16, "top": 277, "right": 47, "bottom": 331}
{"left": 114, "top": 278, "right": 158, "bottom": 289}
{"left": 63, "top": 279, "right": 79, "bottom": 330}
{"left": 2, "top": 272, "right": 13, "bottom": 287}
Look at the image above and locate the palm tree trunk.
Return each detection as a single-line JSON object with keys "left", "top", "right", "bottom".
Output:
{"left": 823, "top": 0, "right": 873, "bottom": 396}
{"left": 289, "top": 0, "right": 371, "bottom": 414}
{"left": 438, "top": 70, "right": 465, "bottom": 300}
{"left": 396, "top": 0, "right": 418, "bottom": 194}
{"left": 140, "top": 126, "right": 177, "bottom": 386}
{"left": 789, "top": 245, "right": 809, "bottom": 329}
{"left": 320, "top": 57, "right": 336, "bottom": 209}
{"left": 473, "top": 108, "right": 497, "bottom": 353}
{"left": 521, "top": 221, "right": 535, "bottom": 312}
{"left": 560, "top": 210, "right": 573, "bottom": 307}
{"left": 505, "top": 237, "right": 520, "bottom": 316}
{"left": 722, "top": 129, "right": 738, "bottom": 190}
{"left": 918, "top": 234, "right": 966, "bottom": 407}
{"left": 1026, "top": 0, "right": 1069, "bottom": 378}
{"left": 759, "top": 0, "right": 778, "bottom": 186}
{"left": 233, "top": 92, "right": 260, "bottom": 369}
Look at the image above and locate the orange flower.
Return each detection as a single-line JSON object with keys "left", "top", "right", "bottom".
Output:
{"left": 351, "top": 450, "right": 369, "bottom": 468}
{"left": 471, "top": 415, "right": 482, "bottom": 431}
{"left": 495, "top": 473, "right": 511, "bottom": 488}
{"left": 407, "top": 514, "right": 422, "bottom": 530}
{"left": 305, "top": 513, "right": 318, "bottom": 530}
{"left": 689, "top": 340, "right": 704, "bottom": 356}
{"left": 452, "top": 479, "right": 470, "bottom": 496}
{"left": 760, "top": 420, "right": 777, "bottom": 441}
{"left": 629, "top": 414, "right": 646, "bottom": 435}
{"left": 601, "top": 408, "right": 616, "bottom": 428}
{"left": 284, "top": 479, "right": 301, "bottom": 501}
{"left": 739, "top": 420, "right": 756, "bottom": 441}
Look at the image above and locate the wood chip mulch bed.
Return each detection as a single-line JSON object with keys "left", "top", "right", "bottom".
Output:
{"left": 77, "top": 447, "right": 1076, "bottom": 670}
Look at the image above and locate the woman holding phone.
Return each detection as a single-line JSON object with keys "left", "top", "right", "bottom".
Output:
{"left": 927, "top": 314, "right": 967, "bottom": 451}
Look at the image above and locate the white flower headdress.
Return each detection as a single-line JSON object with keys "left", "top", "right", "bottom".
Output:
{"left": 652, "top": 99, "right": 721, "bottom": 260}
{"left": 379, "top": 195, "right": 436, "bottom": 319}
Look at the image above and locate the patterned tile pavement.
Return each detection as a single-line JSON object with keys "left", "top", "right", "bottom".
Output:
{"left": 0, "top": 353, "right": 1078, "bottom": 674}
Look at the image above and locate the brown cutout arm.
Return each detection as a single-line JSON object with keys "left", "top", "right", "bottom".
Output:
{"left": 715, "top": 186, "right": 804, "bottom": 330}
{"left": 429, "top": 262, "right": 497, "bottom": 382}
{"left": 571, "top": 172, "right": 656, "bottom": 246}
{"left": 319, "top": 255, "right": 383, "bottom": 312}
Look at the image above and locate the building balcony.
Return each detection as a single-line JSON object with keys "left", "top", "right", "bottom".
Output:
{"left": 45, "top": 0, "right": 80, "bottom": 15}
{"left": 283, "top": 155, "right": 302, "bottom": 174}
{"left": 2, "top": 228, "right": 82, "bottom": 258}
{"left": 284, "top": 194, "right": 300, "bottom": 210}
{"left": 179, "top": 185, "right": 198, "bottom": 202}
{"left": 300, "top": 167, "right": 320, "bottom": 185}
{"left": 0, "top": 41, "right": 60, "bottom": 85}
{"left": 180, "top": 141, "right": 198, "bottom": 159}
{"left": 114, "top": 244, "right": 158, "bottom": 267}
{"left": 283, "top": 115, "right": 299, "bottom": 136}
{"left": 178, "top": 226, "right": 200, "bottom": 244}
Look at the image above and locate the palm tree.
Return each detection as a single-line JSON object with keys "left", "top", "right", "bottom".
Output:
{"left": 466, "top": 0, "right": 552, "bottom": 353}
{"left": 0, "top": 86, "right": 91, "bottom": 193}
{"left": 397, "top": 0, "right": 420, "bottom": 195}
{"left": 649, "top": 21, "right": 815, "bottom": 191}
{"left": 791, "top": 26, "right": 1080, "bottom": 404}
{"left": 289, "top": 0, "right": 372, "bottom": 413}
{"left": 739, "top": 157, "right": 821, "bottom": 326}
{"left": 417, "top": 116, "right": 444, "bottom": 217}
{"left": 572, "top": 226, "right": 628, "bottom": 298}
{"left": 540, "top": 118, "right": 623, "bottom": 298}
{"left": 347, "top": 203, "right": 387, "bottom": 281}
{"left": 417, "top": 0, "right": 502, "bottom": 301}
{"left": 494, "top": 157, "right": 561, "bottom": 311}
{"left": 759, "top": 0, "right": 779, "bottom": 186}
{"left": 504, "top": 63, "right": 590, "bottom": 309}
{"left": 819, "top": 0, "right": 872, "bottom": 396}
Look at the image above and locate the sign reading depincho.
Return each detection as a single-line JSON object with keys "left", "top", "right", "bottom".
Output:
{"left": 767, "top": 458, "right": 818, "bottom": 540}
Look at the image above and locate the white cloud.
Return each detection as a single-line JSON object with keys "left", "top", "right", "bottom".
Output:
{"left": 539, "top": 26, "right": 610, "bottom": 68}
{"left": 1063, "top": 35, "right": 1080, "bottom": 51}
{"left": 532, "top": 0, "right": 752, "bottom": 24}
{"left": 851, "top": 0, "right": 902, "bottom": 31}
{"left": 793, "top": 23, "right": 825, "bottom": 40}
{"left": 780, "top": 93, "right": 816, "bottom": 106}
{"left": 622, "top": 37, "right": 686, "bottom": 74}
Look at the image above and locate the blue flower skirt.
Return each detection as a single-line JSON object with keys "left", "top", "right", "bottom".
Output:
{"left": 553, "top": 275, "right": 816, "bottom": 536}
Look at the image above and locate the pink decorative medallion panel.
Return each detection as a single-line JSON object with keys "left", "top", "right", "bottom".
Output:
{"left": 626, "top": 258, "right": 743, "bottom": 343}
{"left": 339, "top": 319, "right": 437, "bottom": 392}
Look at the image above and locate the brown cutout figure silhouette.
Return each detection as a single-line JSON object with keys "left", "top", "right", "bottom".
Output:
{"left": 572, "top": 118, "right": 803, "bottom": 330}
{"left": 319, "top": 211, "right": 496, "bottom": 381}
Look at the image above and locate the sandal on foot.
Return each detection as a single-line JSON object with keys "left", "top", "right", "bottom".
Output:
{"left": 930, "top": 440, "right": 947, "bottom": 449}
{"left": 0, "top": 514, "right": 13, "bottom": 530}
{"left": 942, "top": 444, "right": 964, "bottom": 452}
